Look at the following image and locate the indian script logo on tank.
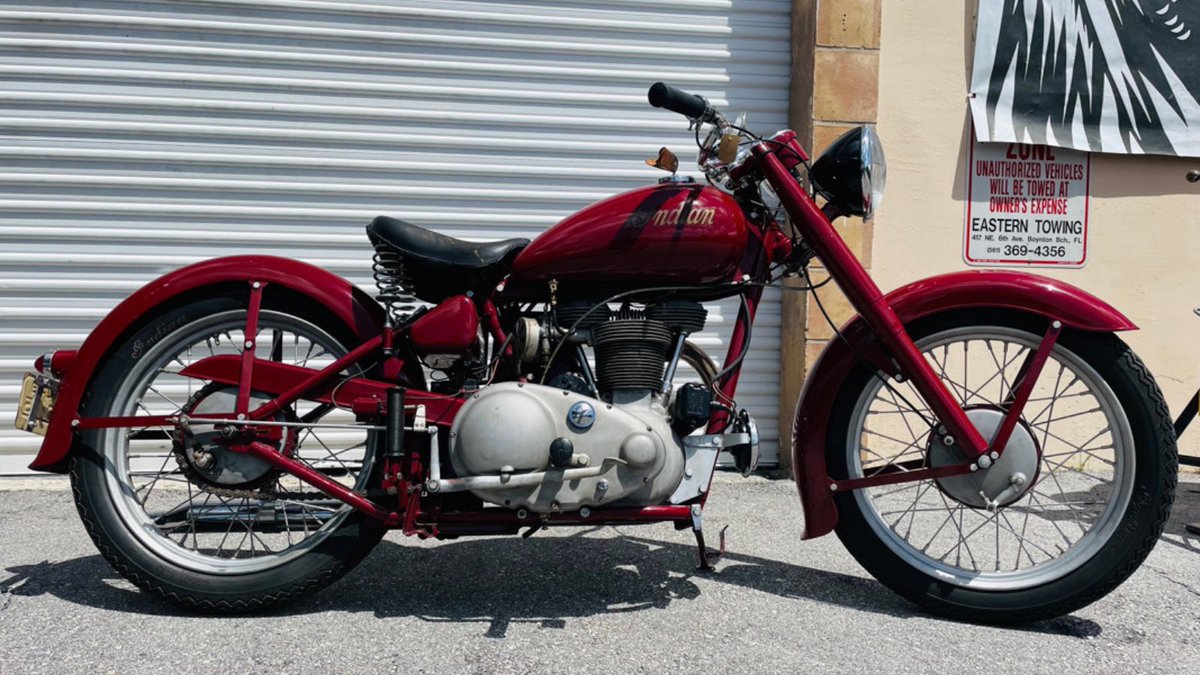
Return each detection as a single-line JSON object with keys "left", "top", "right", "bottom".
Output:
{"left": 651, "top": 204, "right": 716, "bottom": 227}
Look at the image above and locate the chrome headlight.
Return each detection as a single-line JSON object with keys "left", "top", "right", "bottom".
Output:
{"left": 810, "top": 125, "right": 887, "bottom": 220}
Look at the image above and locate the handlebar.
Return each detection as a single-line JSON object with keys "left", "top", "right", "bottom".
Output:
{"left": 648, "top": 81, "right": 757, "bottom": 178}
{"left": 648, "top": 82, "right": 717, "bottom": 123}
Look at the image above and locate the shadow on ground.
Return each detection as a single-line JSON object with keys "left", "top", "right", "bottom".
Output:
{"left": 1, "top": 527, "right": 1100, "bottom": 639}
{"left": 1158, "top": 478, "right": 1200, "bottom": 554}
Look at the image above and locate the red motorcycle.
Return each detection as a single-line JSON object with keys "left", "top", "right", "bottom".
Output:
{"left": 15, "top": 83, "right": 1176, "bottom": 621}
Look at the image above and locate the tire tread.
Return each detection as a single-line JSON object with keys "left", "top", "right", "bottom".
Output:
{"left": 828, "top": 317, "right": 1177, "bottom": 624}
{"left": 70, "top": 455, "right": 369, "bottom": 613}
{"left": 67, "top": 294, "right": 386, "bottom": 613}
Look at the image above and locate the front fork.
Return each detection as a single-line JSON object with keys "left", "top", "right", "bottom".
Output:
{"left": 754, "top": 146, "right": 1061, "bottom": 490}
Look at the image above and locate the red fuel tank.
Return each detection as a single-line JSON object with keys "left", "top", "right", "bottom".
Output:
{"left": 510, "top": 182, "right": 748, "bottom": 287}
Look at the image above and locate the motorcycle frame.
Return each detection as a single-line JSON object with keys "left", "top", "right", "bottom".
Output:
{"left": 37, "top": 132, "right": 1135, "bottom": 539}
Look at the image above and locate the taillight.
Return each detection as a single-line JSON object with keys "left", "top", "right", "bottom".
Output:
{"left": 35, "top": 350, "right": 77, "bottom": 378}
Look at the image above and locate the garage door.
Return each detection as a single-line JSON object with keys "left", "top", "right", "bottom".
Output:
{"left": 0, "top": 0, "right": 792, "bottom": 473}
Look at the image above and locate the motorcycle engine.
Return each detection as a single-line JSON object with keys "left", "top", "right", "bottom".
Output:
{"left": 448, "top": 300, "right": 708, "bottom": 512}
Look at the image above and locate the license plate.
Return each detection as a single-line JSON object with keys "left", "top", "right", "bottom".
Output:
{"left": 14, "top": 372, "right": 57, "bottom": 436}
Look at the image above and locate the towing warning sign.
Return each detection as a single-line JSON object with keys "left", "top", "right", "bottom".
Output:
{"left": 965, "top": 135, "right": 1091, "bottom": 268}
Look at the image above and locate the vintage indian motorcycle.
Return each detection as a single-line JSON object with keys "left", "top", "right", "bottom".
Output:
{"left": 15, "top": 83, "right": 1176, "bottom": 621}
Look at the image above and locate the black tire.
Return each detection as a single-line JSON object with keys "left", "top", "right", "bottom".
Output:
{"left": 70, "top": 292, "right": 388, "bottom": 611}
{"left": 826, "top": 310, "right": 1176, "bottom": 623}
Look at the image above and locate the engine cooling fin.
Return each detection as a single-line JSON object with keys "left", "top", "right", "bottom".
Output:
{"left": 592, "top": 319, "right": 674, "bottom": 391}
{"left": 556, "top": 301, "right": 611, "bottom": 331}
{"left": 647, "top": 300, "right": 707, "bottom": 335}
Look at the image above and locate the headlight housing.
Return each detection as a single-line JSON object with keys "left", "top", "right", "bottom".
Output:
{"left": 809, "top": 125, "right": 887, "bottom": 220}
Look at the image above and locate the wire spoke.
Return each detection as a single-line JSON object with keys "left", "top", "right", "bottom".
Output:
{"left": 957, "top": 505, "right": 1002, "bottom": 544}
{"left": 961, "top": 340, "right": 970, "bottom": 404}
{"left": 889, "top": 480, "right": 936, "bottom": 533}
{"left": 1026, "top": 375, "right": 1084, "bottom": 425}
{"left": 918, "top": 501, "right": 958, "bottom": 553}
{"left": 278, "top": 499, "right": 341, "bottom": 513}
{"left": 882, "top": 387, "right": 927, "bottom": 446}
{"left": 103, "top": 311, "right": 376, "bottom": 570}
{"left": 1027, "top": 491, "right": 1080, "bottom": 546}
{"left": 1022, "top": 390, "right": 1096, "bottom": 405}
{"left": 145, "top": 384, "right": 184, "bottom": 413}
{"left": 134, "top": 450, "right": 179, "bottom": 505}
{"left": 928, "top": 347, "right": 967, "bottom": 404}
{"left": 952, "top": 344, "right": 1026, "bottom": 408}
{"left": 1036, "top": 460, "right": 1097, "bottom": 532}
{"left": 304, "top": 429, "right": 355, "bottom": 478}
{"left": 868, "top": 483, "right": 925, "bottom": 500}
{"left": 998, "top": 508, "right": 1056, "bottom": 562}
{"left": 936, "top": 495, "right": 977, "bottom": 569}
{"left": 852, "top": 326, "right": 1130, "bottom": 581}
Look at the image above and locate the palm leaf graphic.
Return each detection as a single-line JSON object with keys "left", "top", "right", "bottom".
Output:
{"left": 982, "top": 0, "right": 1199, "bottom": 156}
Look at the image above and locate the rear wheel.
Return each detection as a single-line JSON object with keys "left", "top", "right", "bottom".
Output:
{"left": 71, "top": 293, "right": 388, "bottom": 611}
{"left": 825, "top": 311, "right": 1176, "bottom": 623}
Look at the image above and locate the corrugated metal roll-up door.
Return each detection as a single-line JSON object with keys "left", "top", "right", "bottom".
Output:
{"left": 0, "top": 0, "right": 792, "bottom": 473}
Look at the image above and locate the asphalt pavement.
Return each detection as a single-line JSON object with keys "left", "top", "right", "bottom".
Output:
{"left": 1, "top": 473, "right": 1199, "bottom": 674}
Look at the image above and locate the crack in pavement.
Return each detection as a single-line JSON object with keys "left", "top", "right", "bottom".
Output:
{"left": 1143, "top": 563, "right": 1200, "bottom": 599}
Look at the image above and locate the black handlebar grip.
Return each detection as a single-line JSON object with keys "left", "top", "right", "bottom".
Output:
{"left": 648, "top": 82, "right": 709, "bottom": 120}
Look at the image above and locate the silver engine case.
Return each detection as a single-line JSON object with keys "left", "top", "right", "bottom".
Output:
{"left": 448, "top": 382, "right": 684, "bottom": 512}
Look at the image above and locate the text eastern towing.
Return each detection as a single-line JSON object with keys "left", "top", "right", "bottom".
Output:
{"left": 970, "top": 218, "right": 1084, "bottom": 234}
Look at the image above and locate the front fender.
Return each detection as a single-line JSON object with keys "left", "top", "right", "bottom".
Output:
{"left": 29, "top": 256, "right": 384, "bottom": 473}
{"left": 793, "top": 270, "right": 1135, "bottom": 540}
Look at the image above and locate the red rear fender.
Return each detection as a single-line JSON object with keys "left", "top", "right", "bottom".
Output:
{"left": 794, "top": 271, "right": 1135, "bottom": 540}
{"left": 29, "top": 256, "right": 385, "bottom": 473}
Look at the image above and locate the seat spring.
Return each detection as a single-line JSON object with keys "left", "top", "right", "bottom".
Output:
{"left": 371, "top": 247, "right": 418, "bottom": 322}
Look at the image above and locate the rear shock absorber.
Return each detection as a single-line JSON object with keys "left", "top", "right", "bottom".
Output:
{"left": 383, "top": 387, "right": 405, "bottom": 495}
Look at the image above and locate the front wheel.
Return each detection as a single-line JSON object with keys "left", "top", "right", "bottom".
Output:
{"left": 825, "top": 310, "right": 1176, "bottom": 623}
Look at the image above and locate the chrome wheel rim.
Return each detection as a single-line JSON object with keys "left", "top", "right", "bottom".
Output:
{"left": 101, "top": 309, "right": 375, "bottom": 575}
{"left": 846, "top": 326, "right": 1135, "bottom": 590}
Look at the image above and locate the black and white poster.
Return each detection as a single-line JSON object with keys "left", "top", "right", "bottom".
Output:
{"left": 970, "top": 0, "right": 1200, "bottom": 158}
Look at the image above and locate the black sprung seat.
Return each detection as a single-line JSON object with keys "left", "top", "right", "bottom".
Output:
{"left": 366, "top": 215, "right": 530, "bottom": 303}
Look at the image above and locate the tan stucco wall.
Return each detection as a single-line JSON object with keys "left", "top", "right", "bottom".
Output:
{"left": 873, "top": 1, "right": 1200, "bottom": 457}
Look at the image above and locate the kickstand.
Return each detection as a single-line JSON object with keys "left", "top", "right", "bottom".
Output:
{"left": 690, "top": 504, "right": 727, "bottom": 571}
